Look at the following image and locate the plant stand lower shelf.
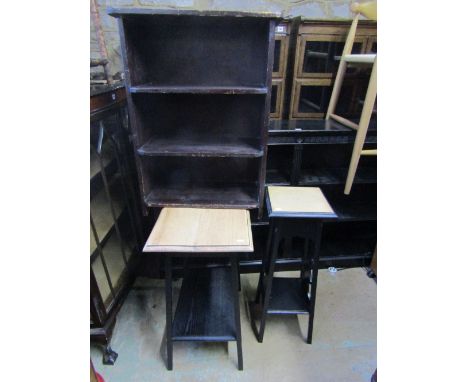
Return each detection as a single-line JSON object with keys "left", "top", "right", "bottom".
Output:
{"left": 262, "top": 277, "right": 310, "bottom": 314}
{"left": 171, "top": 266, "right": 237, "bottom": 342}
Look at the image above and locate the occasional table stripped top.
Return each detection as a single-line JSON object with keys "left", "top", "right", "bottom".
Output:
{"left": 143, "top": 208, "right": 253, "bottom": 253}
{"left": 266, "top": 186, "right": 337, "bottom": 219}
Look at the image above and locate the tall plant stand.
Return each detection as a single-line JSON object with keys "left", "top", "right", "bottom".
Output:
{"left": 250, "top": 186, "right": 336, "bottom": 343}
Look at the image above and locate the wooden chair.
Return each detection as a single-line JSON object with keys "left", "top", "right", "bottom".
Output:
{"left": 325, "top": 1, "right": 377, "bottom": 194}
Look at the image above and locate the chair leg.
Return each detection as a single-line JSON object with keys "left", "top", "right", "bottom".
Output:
{"left": 165, "top": 255, "right": 173, "bottom": 370}
{"left": 344, "top": 57, "right": 377, "bottom": 195}
{"left": 230, "top": 255, "right": 243, "bottom": 370}
{"left": 257, "top": 226, "right": 280, "bottom": 343}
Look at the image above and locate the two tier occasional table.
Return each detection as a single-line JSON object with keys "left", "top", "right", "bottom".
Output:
{"left": 143, "top": 207, "right": 253, "bottom": 370}
{"left": 249, "top": 186, "right": 337, "bottom": 343}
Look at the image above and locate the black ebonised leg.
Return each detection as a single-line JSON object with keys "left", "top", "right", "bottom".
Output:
{"left": 307, "top": 223, "right": 322, "bottom": 344}
{"left": 257, "top": 225, "right": 280, "bottom": 343}
{"left": 255, "top": 223, "right": 273, "bottom": 304}
{"left": 231, "top": 255, "right": 243, "bottom": 370}
{"left": 165, "top": 255, "right": 173, "bottom": 370}
{"left": 238, "top": 258, "right": 241, "bottom": 292}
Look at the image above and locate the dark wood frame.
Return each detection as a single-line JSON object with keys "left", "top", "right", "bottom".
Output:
{"left": 109, "top": 8, "right": 281, "bottom": 215}
{"left": 164, "top": 254, "right": 243, "bottom": 370}
{"left": 249, "top": 188, "right": 337, "bottom": 343}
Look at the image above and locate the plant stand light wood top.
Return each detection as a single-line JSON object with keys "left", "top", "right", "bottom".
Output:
{"left": 143, "top": 208, "right": 253, "bottom": 253}
{"left": 267, "top": 186, "right": 336, "bottom": 218}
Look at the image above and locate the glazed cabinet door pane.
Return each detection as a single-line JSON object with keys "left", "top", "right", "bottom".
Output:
{"left": 91, "top": 253, "right": 113, "bottom": 308}
{"left": 298, "top": 35, "right": 365, "bottom": 78}
{"left": 270, "top": 79, "right": 284, "bottom": 119}
{"left": 90, "top": 106, "right": 139, "bottom": 311}
{"left": 272, "top": 35, "right": 288, "bottom": 78}
{"left": 292, "top": 79, "right": 362, "bottom": 119}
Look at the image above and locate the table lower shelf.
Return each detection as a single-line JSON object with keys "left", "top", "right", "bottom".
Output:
{"left": 172, "top": 267, "right": 237, "bottom": 342}
{"left": 265, "top": 277, "right": 310, "bottom": 315}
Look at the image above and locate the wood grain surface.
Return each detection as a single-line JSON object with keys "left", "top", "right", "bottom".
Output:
{"left": 268, "top": 186, "right": 335, "bottom": 215}
{"left": 144, "top": 208, "right": 253, "bottom": 253}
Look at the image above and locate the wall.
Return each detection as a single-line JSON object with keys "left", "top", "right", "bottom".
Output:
{"left": 90, "top": 0, "right": 369, "bottom": 77}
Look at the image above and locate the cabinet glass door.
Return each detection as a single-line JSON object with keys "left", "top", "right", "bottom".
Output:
{"left": 273, "top": 35, "right": 288, "bottom": 78}
{"left": 292, "top": 79, "right": 361, "bottom": 119}
{"left": 367, "top": 37, "right": 377, "bottom": 53}
{"left": 270, "top": 79, "right": 284, "bottom": 119}
{"left": 90, "top": 109, "right": 137, "bottom": 311}
{"left": 297, "top": 35, "right": 366, "bottom": 78}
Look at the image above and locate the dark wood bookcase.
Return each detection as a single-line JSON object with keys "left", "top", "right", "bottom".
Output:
{"left": 109, "top": 8, "right": 281, "bottom": 213}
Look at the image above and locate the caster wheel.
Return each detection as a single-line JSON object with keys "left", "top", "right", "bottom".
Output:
{"left": 366, "top": 269, "right": 376, "bottom": 278}
{"left": 103, "top": 347, "right": 118, "bottom": 365}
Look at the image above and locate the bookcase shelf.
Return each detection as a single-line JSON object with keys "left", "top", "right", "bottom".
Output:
{"left": 144, "top": 184, "right": 258, "bottom": 209}
{"left": 137, "top": 137, "right": 263, "bottom": 158}
{"left": 129, "top": 84, "right": 268, "bottom": 95}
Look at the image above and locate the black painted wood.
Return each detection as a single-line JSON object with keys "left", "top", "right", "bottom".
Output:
{"left": 145, "top": 185, "right": 258, "bottom": 209}
{"left": 267, "top": 277, "right": 309, "bottom": 314}
{"left": 110, "top": 11, "right": 278, "bottom": 211}
{"left": 298, "top": 166, "right": 376, "bottom": 186}
{"left": 130, "top": 84, "right": 268, "bottom": 94}
{"left": 137, "top": 137, "right": 263, "bottom": 158}
{"left": 173, "top": 267, "right": 237, "bottom": 341}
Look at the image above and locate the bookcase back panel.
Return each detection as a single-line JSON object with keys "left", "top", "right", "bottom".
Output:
{"left": 123, "top": 15, "right": 270, "bottom": 87}
{"left": 133, "top": 93, "right": 265, "bottom": 146}
{"left": 141, "top": 156, "right": 260, "bottom": 188}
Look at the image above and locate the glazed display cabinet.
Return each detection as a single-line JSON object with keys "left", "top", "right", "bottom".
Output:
{"left": 289, "top": 20, "right": 376, "bottom": 120}
{"left": 90, "top": 85, "right": 143, "bottom": 365}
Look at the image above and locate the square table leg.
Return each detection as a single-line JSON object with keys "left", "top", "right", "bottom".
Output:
{"left": 307, "top": 222, "right": 322, "bottom": 344}
{"left": 255, "top": 222, "right": 273, "bottom": 304}
{"left": 257, "top": 224, "right": 281, "bottom": 343}
{"left": 230, "top": 255, "right": 243, "bottom": 370}
{"left": 165, "top": 255, "right": 173, "bottom": 370}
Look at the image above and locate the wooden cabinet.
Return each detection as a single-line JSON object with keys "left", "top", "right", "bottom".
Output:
{"left": 289, "top": 20, "right": 376, "bottom": 119}
{"left": 110, "top": 8, "right": 280, "bottom": 214}
{"left": 90, "top": 85, "right": 143, "bottom": 365}
{"left": 270, "top": 21, "right": 296, "bottom": 120}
